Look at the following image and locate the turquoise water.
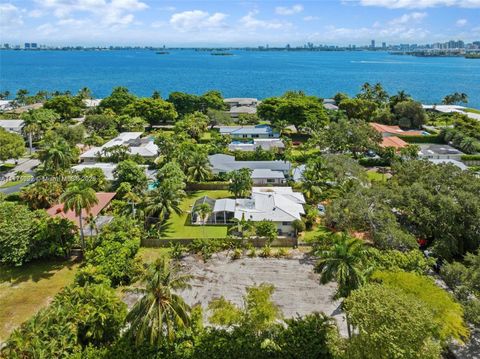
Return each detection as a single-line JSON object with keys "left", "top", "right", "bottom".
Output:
{"left": 1, "top": 49, "right": 480, "bottom": 107}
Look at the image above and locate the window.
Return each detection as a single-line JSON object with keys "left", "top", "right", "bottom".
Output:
{"left": 252, "top": 134, "right": 259, "bottom": 138}
{"left": 267, "top": 178, "right": 275, "bottom": 183}
{"left": 282, "top": 222, "right": 290, "bottom": 226}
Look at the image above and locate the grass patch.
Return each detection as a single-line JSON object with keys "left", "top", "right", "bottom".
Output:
{"left": 464, "top": 108, "right": 480, "bottom": 115}
{"left": 137, "top": 247, "right": 170, "bottom": 264}
{"left": 0, "top": 258, "right": 79, "bottom": 343}
{"left": 300, "top": 225, "right": 332, "bottom": 242}
{"left": 160, "top": 190, "right": 231, "bottom": 239}
{"left": 366, "top": 170, "right": 387, "bottom": 183}
{"left": 0, "top": 163, "right": 16, "bottom": 172}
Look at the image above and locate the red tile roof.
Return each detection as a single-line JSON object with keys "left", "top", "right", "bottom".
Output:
{"left": 46, "top": 192, "right": 116, "bottom": 227}
{"left": 370, "top": 122, "right": 424, "bottom": 136}
{"left": 381, "top": 136, "right": 408, "bottom": 149}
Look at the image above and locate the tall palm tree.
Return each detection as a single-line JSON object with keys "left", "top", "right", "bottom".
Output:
{"left": 144, "top": 184, "right": 185, "bottom": 226}
{"left": 60, "top": 185, "right": 98, "bottom": 251}
{"left": 316, "top": 233, "right": 368, "bottom": 298}
{"left": 186, "top": 153, "right": 211, "bottom": 182}
{"left": 126, "top": 258, "right": 192, "bottom": 346}
{"left": 22, "top": 116, "right": 40, "bottom": 155}
{"left": 193, "top": 203, "right": 212, "bottom": 237}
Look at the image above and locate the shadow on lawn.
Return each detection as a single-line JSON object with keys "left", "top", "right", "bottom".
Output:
{"left": 0, "top": 257, "right": 79, "bottom": 287}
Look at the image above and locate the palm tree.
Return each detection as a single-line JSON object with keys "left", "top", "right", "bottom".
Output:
{"left": 316, "top": 233, "right": 369, "bottom": 337}
{"left": 126, "top": 258, "right": 192, "bottom": 346}
{"left": 186, "top": 153, "right": 211, "bottom": 182}
{"left": 60, "top": 185, "right": 98, "bottom": 251}
{"left": 22, "top": 114, "right": 40, "bottom": 155}
{"left": 86, "top": 213, "right": 98, "bottom": 236}
{"left": 193, "top": 203, "right": 212, "bottom": 237}
{"left": 38, "top": 139, "right": 74, "bottom": 173}
{"left": 144, "top": 184, "right": 185, "bottom": 226}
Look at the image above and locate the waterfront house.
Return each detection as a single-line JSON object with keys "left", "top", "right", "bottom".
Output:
{"left": 224, "top": 98, "right": 258, "bottom": 107}
{"left": 217, "top": 124, "right": 280, "bottom": 139}
{"left": 191, "top": 187, "right": 305, "bottom": 235}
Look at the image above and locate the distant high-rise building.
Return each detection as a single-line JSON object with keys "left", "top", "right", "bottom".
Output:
{"left": 31, "top": 43, "right": 37, "bottom": 49}
{"left": 371, "top": 40, "right": 375, "bottom": 48}
{"left": 24, "top": 43, "right": 30, "bottom": 49}
{"left": 382, "top": 42, "right": 386, "bottom": 49}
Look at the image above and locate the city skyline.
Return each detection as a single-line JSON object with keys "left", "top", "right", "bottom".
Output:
{"left": 1, "top": 0, "right": 480, "bottom": 46}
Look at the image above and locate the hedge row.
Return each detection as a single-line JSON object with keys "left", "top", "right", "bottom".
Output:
{"left": 397, "top": 134, "right": 444, "bottom": 144}
{"left": 461, "top": 154, "right": 480, "bottom": 161}
{"left": 358, "top": 157, "right": 390, "bottom": 167}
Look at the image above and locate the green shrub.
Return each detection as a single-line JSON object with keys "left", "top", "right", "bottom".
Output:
{"left": 397, "top": 134, "right": 443, "bottom": 144}
{"left": 461, "top": 154, "right": 480, "bottom": 161}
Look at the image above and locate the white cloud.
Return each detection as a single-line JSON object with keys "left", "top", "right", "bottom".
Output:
{"left": 389, "top": 12, "right": 427, "bottom": 24}
{"left": 36, "top": 22, "right": 58, "bottom": 36}
{"left": 170, "top": 10, "right": 228, "bottom": 32}
{"left": 28, "top": 9, "right": 44, "bottom": 18}
{"left": 303, "top": 15, "right": 319, "bottom": 21}
{"left": 35, "top": 0, "right": 148, "bottom": 27}
{"left": 356, "top": 0, "right": 480, "bottom": 8}
{"left": 240, "top": 10, "right": 291, "bottom": 30}
{"left": 456, "top": 18, "right": 468, "bottom": 26}
{"left": 0, "top": 3, "right": 24, "bottom": 28}
{"left": 275, "top": 4, "right": 304, "bottom": 15}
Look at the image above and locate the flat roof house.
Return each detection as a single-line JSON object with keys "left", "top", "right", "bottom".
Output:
{"left": 228, "top": 138, "right": 285, "bottom": 152}
{"left": 79, "top": 132, "right": 158, "bottom": 163}
{"left": 224, "top": 98, "right": 258, "bottom": 107}
{"left": 191, "top": 187, "right": 305, "bottom": 235}
{"left": 418, "top": 144, "right": 464, "bottom": 160}
{"left": 209, "top": 154, "right": 291, "bottom": 184}
{"left": 0, "top": 119, "right": 24, "bottom": 133}
{"left": 217, "top": 124, "right": 280, "bottom": 139}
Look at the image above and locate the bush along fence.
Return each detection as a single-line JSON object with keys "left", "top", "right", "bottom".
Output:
{"left": 397, "top": 134, "right": 444, "bottom": 144}
{"left": 141, "top": 236, "right": 297, "bottom": 248}
{"left": 461, "top": 154, "right": 480, "bottom": 166}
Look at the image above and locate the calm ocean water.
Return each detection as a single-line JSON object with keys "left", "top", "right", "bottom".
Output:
{"left": 1, "top": 49, "right": 480, "bottom": 108}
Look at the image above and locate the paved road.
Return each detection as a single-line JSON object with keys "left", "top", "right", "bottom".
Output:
{"left": 0, "top": 157, "right": 40, "bottom": 190}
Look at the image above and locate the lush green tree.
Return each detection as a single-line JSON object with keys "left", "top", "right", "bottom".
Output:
{"left": 125, "top": 98, "right": 178, "bottom": 125}
{"left": 100, "top": 87, "right": 137, "bottom": 113}
{"left": 126, "top": 257, "right": 192, "bottom": 346}
{"left": 193, "top": 202, "right": 213, "bottom": 237}
{"left": 144, "top": 182, "right": 185, "bottom": 225}
{"left": 174, "top": 111, "right": 209, "bottom": 140}
{"left": 255, "top": 220, "right": 278, "bottom": 245}
{"left": 77, "top": 167, "right": 108, "bottom": 191}
{"left": 37, "top": 136, "right": 76, "bottom": 173}
{"left": 237, "top": 113, "right": 260, "bottom": 126}
{"left": 315, "top": 119, "right": 381, "bottom": 158}
{"left": 0, "top": 127, "right": 25, "bottom": 161}
{"left": 258, "top": 91, "right": 327, "bottom": 129}
{"left": 2, "top": 284, "right": 126, "bottom": 357}
{"left": 292, "top": 219, "right": 306, "bottom": 236}
{"left": 156, "top": 161, "right": 186, "bottom": 191}
{"left": 373, "top": 271, "right": 468, "bottom": 344}
{"left": 228, "top": 168, "right": 252, "bottom": 198}
{"left": 208, "top": 284, "right": 281, "bottom": 333}
{"left": 338, "top": 98, "right": 378, "bottom": 121}
{"left": 199, "top": 90, "right": 227, "bottom": 112}
{"left": 54, "top": 123, "right": 85, "bottom": 146}
{"left": 389, "top": 90, "right": 412, "bottom": 109}
{"left": 333, "top": 92, "right": 349, "bottom": 105}
{"left": 116, "top": 114, "right": 147, "bottom": 132}
{"left": 20, "top": 180, "right": 63, "bottom": 209}
{"left": 77, "top": 87, "right": 92, "bottom": 100}
{"left": 357, "top": 82, "right": 389, "bottom": 104}
{"left": 21, "top": 108, "right": 60, "bottom": 153}
{"left": 167, "top": 91, "right": 201, "bottom": 116}
{"left": 366, "top": 248, "right": 434, "bottom": 274}
{"left": 186, "top": 152, "right": 211, "bottom": 182}
{"left": 0, "top": 201, "right": 44, "bottom": 266}
{"left": 207, "top": 108, "right": 233, "bottom": 128}
{"left": 393, "top": 100, "right": 427, "bottom": 129}
{"left": 43, "top": 95, "right": 84, "bottom": 120}
{"left": 344, "top": 283, "right": 442, "bottom": 359}
{"left": 60, "top": 185, "right": 98, "bottom": 251}
{"left": 113, "top": 160, "right": 148, "bottom": 193}
{"left": 84, "top": 113, "right": 118, "bottom": 138}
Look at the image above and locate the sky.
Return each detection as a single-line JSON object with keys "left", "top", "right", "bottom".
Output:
{"left": 0, "top": 0, "right": 479, "bottom": 46}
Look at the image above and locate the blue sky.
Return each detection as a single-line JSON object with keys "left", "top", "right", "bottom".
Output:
{"left": 1, "top": 0, "right": 479, "bottom": 46}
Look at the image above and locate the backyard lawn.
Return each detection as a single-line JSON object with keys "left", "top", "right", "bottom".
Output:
{"left": 136, "top": 247, "right": 171, "bottom": 263}
{"left": 300, "top": 225, "right": 332, "bottom": 242}
{"left": 366, "top": 170, "right": 388, "bottom": 183}
{"left": 160, "top": 190, "right": 231, "bottom": 238}
{"left": 0, "top": 259, "right": 79, "bottom": 343}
